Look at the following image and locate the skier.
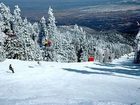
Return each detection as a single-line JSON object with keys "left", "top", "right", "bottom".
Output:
{"left": 9, "top": 64, "right": 14, "bottom": 73}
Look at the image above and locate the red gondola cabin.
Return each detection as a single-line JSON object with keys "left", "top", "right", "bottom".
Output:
{"left": 88, "top": 56, "right": 94, "bottom": 62}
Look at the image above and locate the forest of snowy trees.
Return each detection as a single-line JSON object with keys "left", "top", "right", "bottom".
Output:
{"left": 0, "top": 3, "right": 133, "bottom": 63}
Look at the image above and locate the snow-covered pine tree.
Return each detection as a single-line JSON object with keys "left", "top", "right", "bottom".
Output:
{"left": 114, "top": 43, "right": 122, "bottom": 59}
{"left": 38, "top": 16, "right": 48, "bottom": 47}
{"left": 67, "top": 45, "right": 77, "bottom": 62}
{"left": 32, "top": 22, "right": 43, "bottom": 61}
{"left": 78, "top": 27, "right": 88, "bottom": 62}
{"left": 64, "top": 31, "right": 77, "bottom": 62}
{"left": 96, "top": 48, "right": 104, "bottom": 63}
{"left": 33, "top": 22, "right": 40, "bottom": 41}
{"left": 11, "top": 5, "right": 23, "bottom": 38}
{"left": 71, "top": 24, "right": 88, "bottom": 62}
{"left": 56, "top": 35, "right": 68, "bottom": 62}
{"left": 0, "top": 3, "right": 13, "bottom": 32}
{"left": 103, "top": 48, "right": 110, "bottom": 63}
{"left": 39, "top": 17, "right": 53, "bottom": 61}
{"left": 13, "top": 5, "right": 22, "bottom": 26}
{"left": 45, "top": 7, "right": 60, "bottom": 61}
{"left": 57, "top": 31, "right": 77, "bottom": 62}
{"left": 87, "top": 36, "right": 97, "bottom": 60}
{"left": 7, "top": 7, "right": 25, "bottom": 60}
{"left": 106, "top": 43, "right": 113, "bottom": 62}
{"left": 0, "top": 13, "right": 5, "bottom": 31}
{"left": 0, "top": 3, "right": 11, "bottom": 22}
{"left": 134, "top": 28, "right": 140, "bottom": 63}
{"left": 26, "top": 20, "right": 43, "bottom": 61}
{"left": 0, "top": 4, "right": 24, "bottom": 60}
{"left": 0, "top": 28, "right": 6, "bottom": 61}
{"left": 4, "top": 35, "right": 24, "bottom": 60}
{"left": 94, "top": 40, "right": 106, "bottom": 62}
{"left": 47, "top": 7, "right": 57, "bottom": 40}
{"left": 15, "top": 18, "right": 42, "bottom": 61}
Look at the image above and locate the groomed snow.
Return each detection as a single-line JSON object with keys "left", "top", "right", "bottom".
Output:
{"left": 0, "top": 53, "right": 140, "bottom": 105}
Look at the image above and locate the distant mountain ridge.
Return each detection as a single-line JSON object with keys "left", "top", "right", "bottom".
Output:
{"left": 1, "top": 0, "right": 140, "bottom": 40}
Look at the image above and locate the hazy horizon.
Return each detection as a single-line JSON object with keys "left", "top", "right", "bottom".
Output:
{"left": 1, "top": 0, "right": 120, "bottom": 11}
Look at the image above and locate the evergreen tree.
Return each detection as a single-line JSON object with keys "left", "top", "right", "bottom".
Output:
{"left": 0, "top": 3, "right": 12, "bottom": 32}
{"left": 57, "top": 32, "right": 77, "bottom": 62}
{"left": 78, "top": 27, "right": 88, "bottom": 62}
{"left": 0, "top": 28, "right": 6, "bottom": 61}
{"left": 39, "top": 17, "right": 48, "bottom": 47}
{"left": 47, "top": 7, "right": 57, "bottom": 40}
{"left": 0, "top": 3, "right": 12, "bottom": 22}
{"left": 14, "top": 18, "right": 42, "bottom": 61}
{"left": 72, "top": 25, "right": 88, "bottom": 62}
{"left": 45, "top": 7, "right": 59, "bottom": 61}
{"left": 134, "top": 28, "right": 140, "bottom": 63}
{"left": 103, "top": 48, "right": 110, "bottom": 63}
{"left": 11, "top": 5, "right": 23, "bottom": 37}
{"left": 4, "top": 36, "right": 24, "bottom": 60}
{"left": 13, "top": 5, "right": 22, "bottom": 25}
{"left": 33, "top": 22, "right": 40, "bottom": 41}
{"left": 65, "top": 31, "right": 77, "bottom": 62}
{"left": 87, "top": 36, "right": 97, "bottom": 59}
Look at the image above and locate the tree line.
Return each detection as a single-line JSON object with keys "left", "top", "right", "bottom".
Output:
{"left": 0, "top": 3, "right": 133, "bottom": 63}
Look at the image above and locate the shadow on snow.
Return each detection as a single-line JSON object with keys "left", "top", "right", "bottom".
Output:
{"left": 85, "top": 66, "right": 140, "bottom": 76}
{"left": 63, "top": 67, "right": 140, "bottom": 80}
{"left": 63, "top": 68, "right": 112, "bottom": 75}
{"left": 63, "top": 58, "right": 140, "bottom": 79}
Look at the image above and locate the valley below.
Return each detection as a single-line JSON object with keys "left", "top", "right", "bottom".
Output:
{"left": 22, "top": 4, "right": 140, "bottom": 39}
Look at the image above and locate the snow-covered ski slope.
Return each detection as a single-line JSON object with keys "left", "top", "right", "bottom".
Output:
{"left": 0, "top": 53, "right": 140, "bottom": 105}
